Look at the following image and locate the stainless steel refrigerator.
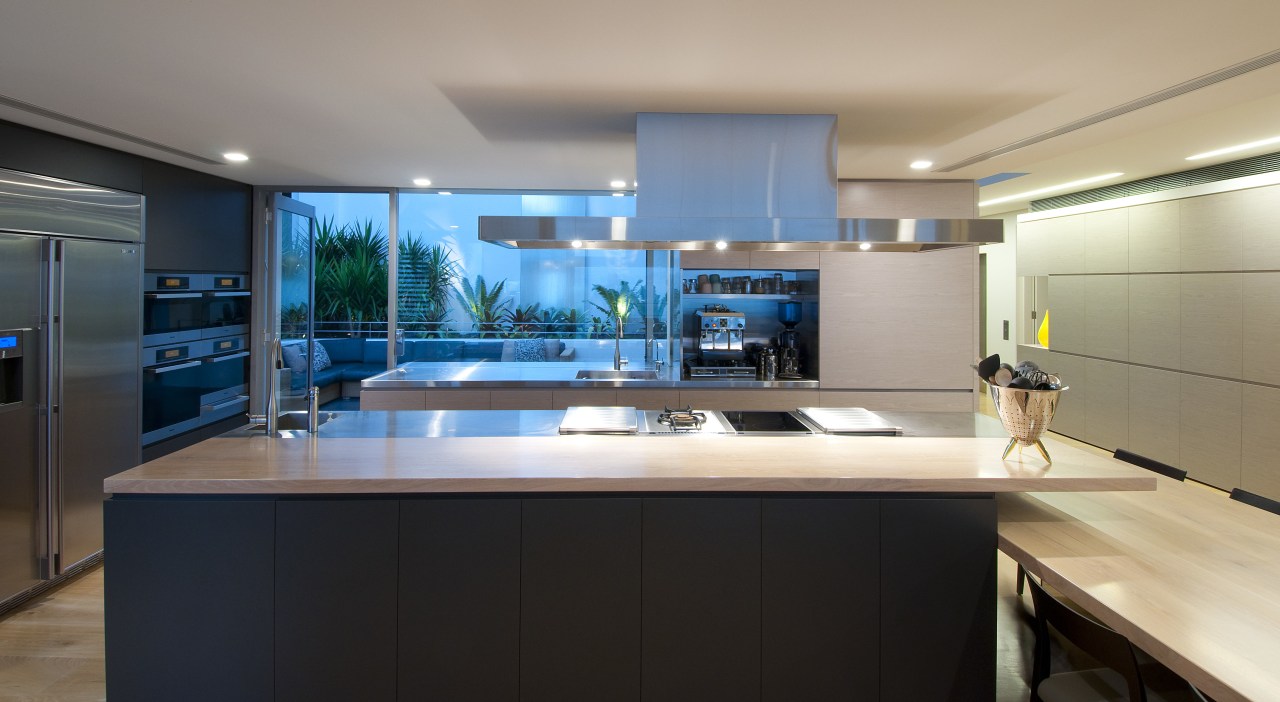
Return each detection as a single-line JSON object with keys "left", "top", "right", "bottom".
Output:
{"left": 0, "top": 168, "right": 142, "bottom": 607}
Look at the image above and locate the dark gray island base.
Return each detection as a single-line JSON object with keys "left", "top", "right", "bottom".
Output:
{"left": 106, "top": 492, "right": 995, "bottom": 702}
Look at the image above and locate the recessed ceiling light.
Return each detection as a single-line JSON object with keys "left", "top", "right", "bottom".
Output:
{"left": 859, "top": 242, "right": 871, "bottom": 251}
{"left": 438, "top": 191, "right": 452, "bottom": 196}
{"left": 413, "top": 178, "right": 432, "bottom": 187}
{"left": 909, "top": 160, "right": 933, "bottom": 170}
{"left": 222, "top": 152, "right": 249, "bottom": 162}
{"left": 714, "top": 240, "right": 728, "bottom": 250}
{"left": 610, "top": 180, "right": 627, "bottom": 188}
{"left": 1186, "top": 135, "right": 1280, "bottom": 161}
{"left": 979, "top": 173, "right": 1124, "bottom": 207}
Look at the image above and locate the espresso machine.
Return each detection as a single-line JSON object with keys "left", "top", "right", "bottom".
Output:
{"left": 688, "top": 305, "right": 754, "bottom": 378}
{"left": 776, "top": 301, "right": 803, "bottom": 379}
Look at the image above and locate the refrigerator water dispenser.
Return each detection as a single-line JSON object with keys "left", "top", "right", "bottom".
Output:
{"left": 0, "top": 329, "right": 23, "bottom": 408}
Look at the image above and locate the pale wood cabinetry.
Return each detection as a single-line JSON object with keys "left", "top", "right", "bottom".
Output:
{"left": 1126, "top": 200, "right": 1179, "bottom": 273}
{"left": 1179, "top": 273, "right": 1242, "bottom": 378}
{"left": 1046, "top": 276, "right": 1084, "bottom": 354}
{"left": 1241, "top": 184, "right": 1280, "bottom": 270}
{"left": 1242, "top": 384, "right": 1280, "bottom": 499}
{"left": 1084, "top": 275, "right": 1128, "bottom": 361}
{"left": 1179, "top": 191, "right": 1242, "bottom": 272}
{"left": 1083, "top": 358, "right": 1128, "bottom": 453}
{"left": 818, "top": 248, "right": 975, "bottom": 392}
{"left": 1242, "top": 272, "right": 1280, "bottom": 385}
{"left": 1022, "top": 184, "right": 1280, "bottom": 496}
{"left": 1083, "top": 209, "right": 1128, "bottom": 273}
{"left": 1125, "top": 366, "right": 1181, "bottom": 469}
{"left": 1179, "top": 375, "right": 1242, "bottom": 490}
{"left": 1127, "top": 274, "right": 1180, "bottom": 369}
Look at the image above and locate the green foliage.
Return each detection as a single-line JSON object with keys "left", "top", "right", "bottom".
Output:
{"left": 591, "top": 280, "right": 643, "bottom": 336}
{"left": 454, "top": 275, "right": 511, "bottom": 337}
{"left": 398, "top": 237, "right": 458, "bottom": 337}
{"left": 502, "top": 302, "right": 544, "bottom": 337}
{"left": 314, "top": 218, "right": 388, "bottom": 335}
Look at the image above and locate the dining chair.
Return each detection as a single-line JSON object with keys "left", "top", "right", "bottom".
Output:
{"left": 1027, "top": 576, "right": 1207, "bottom": 702}
{"left": 1229, "top": 487, "right": 1280, "bottom": 516}
{"left": 1017, "top": 449, "right": 1185, "bottom": 596}
{"left": 1112, "top": 449, "right": 1188, "bottom": 482}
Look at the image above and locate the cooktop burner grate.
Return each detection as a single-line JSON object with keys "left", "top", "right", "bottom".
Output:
{"left": 657, "top": 406, "right": 707, "bottom": 431}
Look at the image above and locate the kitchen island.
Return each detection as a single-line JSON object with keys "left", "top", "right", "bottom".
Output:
{"left": 104, "top": 411, "right": 1152, "bottom": 702}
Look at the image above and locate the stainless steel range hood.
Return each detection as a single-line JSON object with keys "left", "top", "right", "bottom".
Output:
{"left": 479, "top": 113, "right": 1002, "bottom": 252}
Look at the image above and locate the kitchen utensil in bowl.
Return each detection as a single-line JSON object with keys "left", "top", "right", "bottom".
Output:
{"left": 989, "top": 384, "right": 1068, "bottom": 464}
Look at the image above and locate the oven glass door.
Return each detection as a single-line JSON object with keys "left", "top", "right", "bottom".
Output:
{"left": 201, "top": 351, "right": 249, "bottom": 405}
{"left": 203, "top": 291, "right": 250, "bottom": 335}
{"left": 144, "top": 293, "right": 205, "bottom": 342}
{"left": 142, "top": 359, "right": 204, "bottom": 436}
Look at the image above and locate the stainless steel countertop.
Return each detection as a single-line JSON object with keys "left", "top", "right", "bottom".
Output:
{"left": 360, "top": 361, "right": 819, "bottom": 389}
{"left": 248, "top": 410, "right": 1009, "bottom": 439}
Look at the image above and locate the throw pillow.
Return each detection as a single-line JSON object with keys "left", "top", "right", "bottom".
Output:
{"left": 281, "top": 342, "right": 308, "bottom": 374}
{"left": 514, "top": 338, "right": 545, "bottom": 362}
{"left": 312, "top": 341, "right": 332, "bottom": 371}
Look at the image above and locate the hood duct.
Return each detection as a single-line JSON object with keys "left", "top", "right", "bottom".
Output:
{"left": 479, "top": 113, "right": 1003, "bottom": 251}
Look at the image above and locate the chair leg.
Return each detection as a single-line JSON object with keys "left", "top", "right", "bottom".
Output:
{"left": 1017, "top": 564, "right": 1026, "bottom": 595}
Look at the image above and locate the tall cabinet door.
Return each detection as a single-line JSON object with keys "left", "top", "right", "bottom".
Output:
{"left": 0, "top": 233, "right": 44, "bottom": 599}
{"left": 57, "top": 238, "right": 141, "bottom": 570}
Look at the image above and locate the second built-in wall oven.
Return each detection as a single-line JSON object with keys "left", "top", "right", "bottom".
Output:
{"left": 142, "top": 272, "right": 250, "bottom": 445}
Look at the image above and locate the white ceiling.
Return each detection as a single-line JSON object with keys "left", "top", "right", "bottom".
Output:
{"left": 2, "top": 0, "right": 1279, "bottom": 214}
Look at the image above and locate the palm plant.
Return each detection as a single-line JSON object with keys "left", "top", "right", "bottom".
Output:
{"left": 591, "top": 280, "right": 642, "bottom": 336}
{"left": 313, "top": 218, "right": 390, "bottom": 336}
{"left": 503, "top": 302, "right": 544, "bottom": 337}
{"left": 398, "top": 238, "right": 457, "bottom": 337}
{"left": 455, "top": 275, "right": 511, "bottom": 337}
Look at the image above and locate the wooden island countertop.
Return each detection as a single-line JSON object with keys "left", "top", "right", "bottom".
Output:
{"left": 107, "top": 433, "right": 1154, "bottom": 495}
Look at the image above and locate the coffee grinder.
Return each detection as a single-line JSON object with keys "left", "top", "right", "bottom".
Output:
{"left": 776, "top": 301, "right": 802, "bottom": 379}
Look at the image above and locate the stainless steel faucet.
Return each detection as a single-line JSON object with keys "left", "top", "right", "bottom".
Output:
{"left": 307, "top": 385, "right": 319, "bottom": 434}
{"left": 248, "top": 337, "right": 283, "bottom": 434}
{"left": 613, "top": 320, "right": 623, "bottom": 371}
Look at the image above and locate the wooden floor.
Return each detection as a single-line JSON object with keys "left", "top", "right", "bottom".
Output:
{"left": 0, "top": 568, "right": 104, "bottom": 702}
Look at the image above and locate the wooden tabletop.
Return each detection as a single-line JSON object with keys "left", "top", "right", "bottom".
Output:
{"left": 106, "top": 434, "right": 1154, "bottom": 494}
{"left": 999, "top": 480, "right": 1280, "bottom": 702}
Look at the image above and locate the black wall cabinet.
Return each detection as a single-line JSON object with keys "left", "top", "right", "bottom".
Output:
{"left": 0, "top": 120, "right": 143, "bottom": 193}
{"left": 142, "top": 159, "right": 252, "bottom": 271}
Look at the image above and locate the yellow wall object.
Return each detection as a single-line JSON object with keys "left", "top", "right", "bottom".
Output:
{"left": 1037, "top": 309, "right": 1050, "bottom": 347}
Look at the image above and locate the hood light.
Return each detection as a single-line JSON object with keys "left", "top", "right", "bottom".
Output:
{"left": 571, "top": 239, "right": 583, "bottom": 248}
{"left": 859, "top": 242, "right": 871, "bottom": 251}
{"left": 714, "top": 240, "right": 728, "bottom": 250}
{"left": 438, "top": 191, "right": 452, "bottom": 196}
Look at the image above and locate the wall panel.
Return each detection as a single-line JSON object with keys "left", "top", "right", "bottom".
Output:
{"left": 1179, "top": 273, "right": 1243, "bottom": 378}
{"left": 1179, "top": 375, "right": 1242, "bottom": 490}
{"left": 1127, "top": 274, "right": 1180, "bottom": 369}
{"left": 1084, "top": 275, "right": 1128, "bottom": 361}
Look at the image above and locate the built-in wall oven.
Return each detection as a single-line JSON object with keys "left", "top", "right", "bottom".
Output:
{"left": 142, "top": 271, "right": 250, "bottom": 445}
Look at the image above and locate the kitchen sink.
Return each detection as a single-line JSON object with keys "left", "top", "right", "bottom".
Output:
{"left": 275, "top": 410, "right": 341, "bottom": 431}
{"left": 574, "top": 369, "right": 659, "bottom": 381}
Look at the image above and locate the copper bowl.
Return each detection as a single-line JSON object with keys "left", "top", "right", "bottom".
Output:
{"left": 989, "top": 384, "right": 1069, "bottom": 464}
